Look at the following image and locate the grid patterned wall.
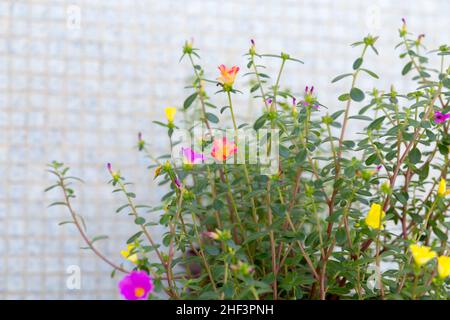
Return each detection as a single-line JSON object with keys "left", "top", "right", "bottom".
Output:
{"left": 0, "top": 0, "right": 448, "bottom": 299}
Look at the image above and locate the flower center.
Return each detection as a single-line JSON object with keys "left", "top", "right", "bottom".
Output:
{"left": 134, "top": 287, "right": 145, "bottom": 298}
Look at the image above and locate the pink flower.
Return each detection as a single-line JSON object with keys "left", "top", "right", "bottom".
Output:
{"left": 118, "top": 270, "right": 153, "bottom": 300}
{"left": 434, "top": 111, "right": 450, "bottom": 124}
{"left": 211, "top": 137, "right": 237, "bottom": 161}
{"left": 182, "top": 147, "right": 205, "bottom": 165}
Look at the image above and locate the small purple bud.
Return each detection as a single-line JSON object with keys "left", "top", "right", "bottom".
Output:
{"left": 292, "top": 97, "right": 296, "bottom": 106}
{"left": 138, "top": 132, "right": 142, "bottom": 141}
{"left": 376, "top": 165, "right": 382, "bottom": 171}
{"left": 310, "top": 86, "right": 314, "bottom": 94}
{"left": 305, "top": 86, "right": 308, "bottom": 93}
{"left": 174, "top": 177, "right": 182, "bottom": 189}
{"left": 402, "top": 18, "right": 406, "bottom": 24}
{"left": 107, "top": 163, "right": 112, "bottom": 173}
{"left": 266, "top": 98, "right": 273, "bottom": 105}
{"left": 250, "top": 39, "right": 255, "bottom": 46}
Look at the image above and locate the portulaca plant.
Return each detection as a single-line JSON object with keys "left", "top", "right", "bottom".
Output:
{"left": 47, "top": 19, "right": 450, "bottom": 300}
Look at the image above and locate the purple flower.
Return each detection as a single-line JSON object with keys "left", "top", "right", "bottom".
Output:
{"left": 181, "top": 147, "right": 205, "bottom": 165}
{"left": 434, "top": 111, "right": 450, "bottom": 124}
{"left": 266, "top": 98, "right": 273, "bottom": 105}
{"left": 118, "top": 270, "right": 153, "bottom": 300}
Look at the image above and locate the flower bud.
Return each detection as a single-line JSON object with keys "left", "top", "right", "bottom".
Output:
{"left": 249, "top": 39, "right": 256, "bottom": 56}
{"left": 381, "top": 181, "right": 391, "bottom": 194}
{"left": 182, "top": 40, "right": 193, "bottom": 55}
{"left": 280, "top": 52, "right": 290, "bottom": 60}
{"left": 399, "top": 18, "right": 407, "bottom": 37}
{"left": 137, "top": 132, "right": 145, "bottom": 151}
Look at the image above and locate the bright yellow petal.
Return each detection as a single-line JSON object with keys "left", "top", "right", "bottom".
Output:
{"left": 438, "top": 256, "right": 450, "bottom": 279}
{"left": 121, "top": 244, "right": 138, "bottom": 264}
{"left": 410, "top": 244, "right": 436, "bottom": 266}
{"left": 438, "top": 178, "right": 446, "bottom": 196}
{"left": 365, "top": 203, "right": 385, "bottom": 230}
{"left": 165, "top": 107, "right": 176, "bottom": 123}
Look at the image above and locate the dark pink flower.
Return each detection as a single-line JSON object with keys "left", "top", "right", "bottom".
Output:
{"left": 434, "top": 111, "right": 450, "bottom": 124}
{"left": 118, "top": 270, "right": 153, "bottom": 300}
{"left": 182, "top": 147, "right": 205, "bottom": 165}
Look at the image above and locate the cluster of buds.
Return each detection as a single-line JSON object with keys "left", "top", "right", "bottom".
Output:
{"left": 154, "top": 161, "right": 182, "bottom": 190}
{"left": 302, "top": 86, "right": 319, "bottom": 109}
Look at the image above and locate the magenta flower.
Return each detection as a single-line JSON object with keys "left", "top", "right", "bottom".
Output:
{"left": 434, "top": 111, "right": 450, "bottom": 124}
{"left": 181, "top": 147, "right": 205, "bottom": 165}
{"left": 118, "top": 270, "right": 153, "bottom": 300}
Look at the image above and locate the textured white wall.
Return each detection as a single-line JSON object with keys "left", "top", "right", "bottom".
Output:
{"left": 0, "top": 0, "right": 448, "bottom": 299}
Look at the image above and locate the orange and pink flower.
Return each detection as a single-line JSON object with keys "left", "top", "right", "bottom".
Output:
{"left": 217, "top": 64, "right": 239, "bottom": 88}
{"left": 211, "top": 137, "right": 237, "bottom": 161}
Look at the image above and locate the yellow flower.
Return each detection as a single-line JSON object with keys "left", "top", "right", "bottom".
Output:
{"left": 120, "top": 244, "right": 138, "bottom": 264}
{"left": 438, "top": 256, "right": 450, "bottom": 279}
{"left": 365, "top": 203, "right": 385, "bottom": 230}
{"left": 409, "top": 244, "right": 436, "bottom": 267}
{"left": 165, "top": 107, "right": 176, "bottom": 123}
{"left": 437, "top": 178, "right": 450, "bottom": 196}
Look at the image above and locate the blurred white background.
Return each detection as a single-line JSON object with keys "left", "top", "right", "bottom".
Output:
{"left": 0, "top": 0, "right": 448, "bottom": 299}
